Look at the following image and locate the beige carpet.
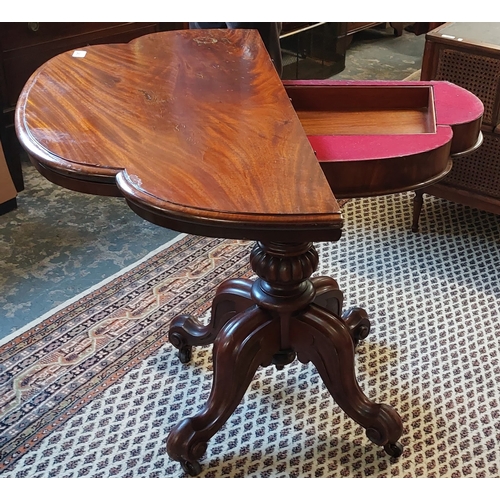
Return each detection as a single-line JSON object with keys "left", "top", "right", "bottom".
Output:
{"left": 1, "top": 192, "right": 500, "bottom": 477}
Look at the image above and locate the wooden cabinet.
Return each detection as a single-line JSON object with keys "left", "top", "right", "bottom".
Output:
{"left": 346, "top": 22, "right": 404, "bottom": 38}
{"left": 0, "top": 141, "right": 16, "bottom": 214}
{"left": 280, "top": 23, "right": 348, "bottom": 79}
{"left": 413, "top": 22, "right": 500, "bottom": 230}
{"left": 346, "top": 22, "right": 393, "bottom": 36}
{"left": 0, "top": 22, "right": 183, "bottom": 191}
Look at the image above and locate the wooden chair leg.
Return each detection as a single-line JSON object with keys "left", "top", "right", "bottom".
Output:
{"left": 412, "top": 190, "right": 424, "bottom": 233}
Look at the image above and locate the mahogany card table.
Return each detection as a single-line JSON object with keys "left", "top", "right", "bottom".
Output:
{"left": 15, "top": 29, "right": 483, "bottom": 475}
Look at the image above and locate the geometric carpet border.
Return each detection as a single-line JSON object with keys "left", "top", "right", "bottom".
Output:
{"left": 0, "top": 234, "right": 253, "bottom": 472}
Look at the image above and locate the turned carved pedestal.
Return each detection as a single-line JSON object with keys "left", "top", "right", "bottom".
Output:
{"left": 167, "top": 241, "right": 403, "bottom": 475}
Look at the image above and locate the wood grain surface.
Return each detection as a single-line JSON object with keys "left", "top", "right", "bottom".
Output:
{"left": 16, "top": 29, "right": 342, "bottom": 241}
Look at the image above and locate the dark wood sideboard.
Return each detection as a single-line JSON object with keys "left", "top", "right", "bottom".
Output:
{"left": 0, "top": 22, "right": 184, "bottom": 191}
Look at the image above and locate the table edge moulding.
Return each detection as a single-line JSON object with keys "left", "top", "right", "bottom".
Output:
{"left": 0, "top": 22, "right": 185, "bottom": 192}
{"left": 14, "top": 29, "right": 484, "bottom": 476}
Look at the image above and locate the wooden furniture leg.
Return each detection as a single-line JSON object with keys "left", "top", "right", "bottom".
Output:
{"left": 412, "top": 189, "right": 425, "bottom": 232}
{"left": 169, "top": 279, "right": 254, "bottom": 363}
{"left": 390, "top": 22, "right": 404, "bottom": 37}
{"left": 166, "top": 241, "right": 403, "bottom": 475}
{"left": 291, "top": 305, "right": 403, "bottom": 455}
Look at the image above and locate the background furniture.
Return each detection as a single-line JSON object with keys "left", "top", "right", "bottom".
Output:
{"left": 280, "top": 22, "right": 348, "bottom": 79}
{"left": 413, "top": 22, "right": 500, "bottom": 231}
{"left": 345, "top": 22, "right": 404, "bottom": 38}
{"left": 0, "top": 142, "right": 16, "bottom": 214}
{"left": 280, "top": 22, "right": 404, "bottom": 80}
{"left": 0, "top": 22, "right": 183, "bottom": 192}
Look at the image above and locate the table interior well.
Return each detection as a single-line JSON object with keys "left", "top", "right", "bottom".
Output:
{"left": 286, "top": 85, "right": 436, "bottom": 135}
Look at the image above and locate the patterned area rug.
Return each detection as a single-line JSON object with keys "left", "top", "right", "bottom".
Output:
{"left": 1, "top": 192, "right": 500, "bottom": 478}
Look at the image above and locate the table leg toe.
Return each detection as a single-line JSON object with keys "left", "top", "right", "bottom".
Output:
{"left": 166, "top": 306, "right": 280, "bottom": 475}
{"left": 291, "top": 304, "right": 403, "bottom": 452}
{"left": 169, "top": 278, "right": 254, "bottom": 363}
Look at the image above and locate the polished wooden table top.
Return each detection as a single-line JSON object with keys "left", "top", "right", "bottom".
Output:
{"left": 16, "top": 29, "right": 483, "bottom": 241}
{"left": 15, "top": 29, "right": 342, "bottom": 242}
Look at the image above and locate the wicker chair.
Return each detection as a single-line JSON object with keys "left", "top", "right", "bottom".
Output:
{"left": 412, "top": 22, "right": 500, "bottom": 232}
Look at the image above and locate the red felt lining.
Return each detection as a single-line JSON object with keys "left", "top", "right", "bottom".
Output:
{"left": 308, "top": 126, "right": 453, "bottom": 162}
{"left": 283, "top": 80, "right": 483, "bottom": 161}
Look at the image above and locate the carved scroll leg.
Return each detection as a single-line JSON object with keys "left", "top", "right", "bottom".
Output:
{"left": 311, "top": 277, "right": 369, "bottom": 346}
{"left": 311, "top": 276, "right": 344, "bottom": 316}
{"left": 166, "top": 306, "right": 280, "bottom": 475}
{"left": 290, "top": 304, "right": 403, "bottom": 456}
{"left": 169, "top": 278, "right": 254, "bottom": 363}
{"left": 412, "top": 190, "right": 424, "bottom": 233}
